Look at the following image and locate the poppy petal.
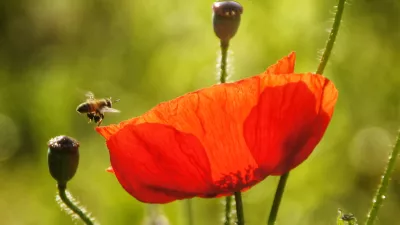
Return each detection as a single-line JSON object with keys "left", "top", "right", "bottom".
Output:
{"left": 96, "top": 124, "right": 120, "bottom": 140}
{"left": 265, "top": 52, "right": 296, "bottom": 75}
{"left": 243, "top": 73, "right": 337, "bottom": 175}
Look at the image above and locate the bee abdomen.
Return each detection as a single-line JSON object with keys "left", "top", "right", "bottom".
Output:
{"left": 76, "top": 103, "right": 91, "bottom": 113}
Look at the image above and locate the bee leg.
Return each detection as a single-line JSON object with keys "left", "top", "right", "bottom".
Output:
{"left": 87, "top": 113, "right": 94, "bottom": 123}
{"left": 96, "top": 113, "right": 105, "bottom": 126}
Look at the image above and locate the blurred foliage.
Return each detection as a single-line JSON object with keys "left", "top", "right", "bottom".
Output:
{"left": 0, "top": 0, "right": 399, "bottom": 224}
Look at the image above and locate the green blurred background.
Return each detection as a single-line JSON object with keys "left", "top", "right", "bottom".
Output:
{"left": 0, "top": 0, "right": 399, "bottom": 224}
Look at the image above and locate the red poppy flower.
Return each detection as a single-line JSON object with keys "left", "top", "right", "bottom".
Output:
{"left": 96, "top": 52, "right": 338, "bottom": 203}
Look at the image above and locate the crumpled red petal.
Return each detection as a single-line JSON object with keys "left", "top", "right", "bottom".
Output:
{"left": 96, "top": 52, "right": 338, "bottom": 203}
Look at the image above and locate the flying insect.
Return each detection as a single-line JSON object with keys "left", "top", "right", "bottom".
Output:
{"left": 76, "top": 92, "right": 120, "bottom": 126}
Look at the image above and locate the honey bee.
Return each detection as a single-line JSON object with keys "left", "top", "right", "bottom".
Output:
{"left": 76, "top": 92, "right": 120, "bottom": 126}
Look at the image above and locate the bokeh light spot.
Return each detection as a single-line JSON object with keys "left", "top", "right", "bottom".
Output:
{"left": 349, "top": 126, "right": 392, "bottom": 175}
{"left": 0, "top": 114, "right": 20, "bottom": 162}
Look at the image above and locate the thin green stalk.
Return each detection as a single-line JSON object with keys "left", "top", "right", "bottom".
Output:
{"left": 316, "top": 0, "right": 346, "bottom": 75}
{"left": 267, "top": 173, "right": 289, "bottom": 225}
{"left": 219, "top": 40, "right": 229, "bottom": 84}
{"left": 267, "top": 1, "right": 346, "bottom": 224}
{"left": 224, "top": 196, "right": 232, "bottom": 225}
{"left": 57, "top": 184, "right": 95, "bottom": 225}
{"left": 234, "top": 192, "right": 245, "bottom": 225}
{"left": 186, "top": 199, "right": 194, "bottom": 225}
{"left": 219, "top": 39, "right": 233, "bottom": 225}
{"left": 365, "top": 130, "right": 400, "bottom": 225}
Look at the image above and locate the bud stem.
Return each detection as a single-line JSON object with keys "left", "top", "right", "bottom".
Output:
{"left": 365, "top": 130, "right": 400, "bottom": 225}
{"left": 219, "top": 38, "right": 233, "bottom": 225}
{"left": 224, "top": 196, "right": 232, "bottom": 225}
{"left": 219, "top": 40, "right": 230, "bottom": 84}
{"left": 57, "top": 184, "right": 96, "bottom": 225}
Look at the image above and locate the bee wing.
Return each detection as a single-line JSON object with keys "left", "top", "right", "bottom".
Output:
{"left": 100, "top": 107, "right": 120, "bottom": 113}
{"left": 85, "top": 92, "right": 95, "bottom": 100}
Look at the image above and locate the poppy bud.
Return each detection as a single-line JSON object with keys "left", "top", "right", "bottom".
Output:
{"left": 212, "top": 1, "right": 243, "bottom": 43}
{"left": 47, "top": 135, "right": 79, "bottom": 186}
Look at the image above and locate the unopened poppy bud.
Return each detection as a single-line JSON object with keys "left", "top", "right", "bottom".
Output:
{"left": 212, "top": 1, "right": 243, "bottom": 43}
{"left": 47, "top": 135, "right": 79, "bottom": 186}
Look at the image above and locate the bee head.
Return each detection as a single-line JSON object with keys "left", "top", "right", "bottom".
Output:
{"left": 106, "top": 97, "right": 120, "bottom": 107}
{"left": 76, "top": 103, "right": 90, "bottom": 113}
{"left": 105, "top": 99, "right": 112, "bottom": 108}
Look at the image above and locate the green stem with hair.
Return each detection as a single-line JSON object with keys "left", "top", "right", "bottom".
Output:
{"left": 224, "top": 196, "right": 232, "bottom": 225}
{"left": 219, "top": 40, "right": 229, "bottom": 84}
{"left": 57, "top": 184, "right": 95, "bottom": 225}
{"left": 218, "top": 39, "right": 246, "bottom": 225}
{"left": 365, "top": 131, "right": 400, "bottom": 225}
{"left": 218, "top": 39, "right": 236, "bottom": 225}
{"left": 316, "top": 0, "right": 346, "bottom": 75}
{"left": 267, "top": 0, "right": 346, "bottom": 224}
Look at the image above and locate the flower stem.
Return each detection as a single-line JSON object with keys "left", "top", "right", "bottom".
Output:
{"left": 57, "top": 184, "right": 95, "bottom": 225}
{"left": 267, "top": 173, "right": 289, "bottom": 225}
{"left": 219, "top": 40, "right": 229, "bottom": 83}
{"left": 224, "top": 196, "right": 232, "bottom": 225}
{"left": 219, "top": 38, "right": 232, "bottom": 225}
{"left": 186, "top": 199, "right": 194, "bottom": 225}
{"left": 316, "top": 0, "right": 346, "bottom": 75}
{"left": 234, "top": 192, "right": 245, "bottom": 225}
{"left": 266, "top": 1, "right": 346, "bottom": 224}
{"left": 365, "top": 130, "right": 400, "bottom": 225}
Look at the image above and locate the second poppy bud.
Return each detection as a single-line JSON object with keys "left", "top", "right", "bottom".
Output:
{"left": 212, "top": 1, "right": 243, "bottom": 43}
{"left": 47, "top": 135, "right": 80, "bottom": 186}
